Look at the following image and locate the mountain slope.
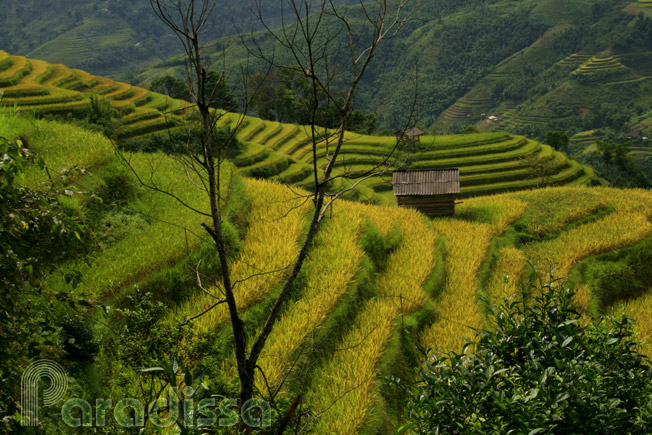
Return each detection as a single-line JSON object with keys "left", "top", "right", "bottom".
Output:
{"left": 0, "top": 0, "right": 358, "bottom": 78}
{"left": 0, "top": 52, "right": 601, "bottom": 200}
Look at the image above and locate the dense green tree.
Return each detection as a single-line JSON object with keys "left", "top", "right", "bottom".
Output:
{"left": 248, "top": 66, "right": 377, "bottom": 133}
{"left": 546, "top": 130, "right": 569, "bottom": 150}
{"left": 204, "top": 70, "right": 237, "bottom": 111}
{"left": 150, "top": 75, "right": 191, "bottom": 100}
{"left": 399, "top": 276, "right": 652, "bottom": 434}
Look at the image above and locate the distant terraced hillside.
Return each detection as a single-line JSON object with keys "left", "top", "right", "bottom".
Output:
{"left": 1, "top": 52, "right": 599, "bottom": 202}
{"left": 0, "top": 51, "right": 193, "bottom": 136}
{"left": 223, "top": 113, "right": 599, "bottom": 203}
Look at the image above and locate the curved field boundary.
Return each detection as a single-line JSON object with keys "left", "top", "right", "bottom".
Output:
{"left": 0, "top": 51, "right": 11, "bottom": 71}
{"left": 269, "top": 125, "right": 302, "bottom": 151}
{"left": 172, "top": 179, "right": 313, "bottom": 333}
{"left": 255, "top": 202, "right": 366, "bottom": 390}
{"left": 0, "top": 56, "right": 32, "bottom": 87}
{"left": 306, "top": 207, "right": 436, "bottom": 433}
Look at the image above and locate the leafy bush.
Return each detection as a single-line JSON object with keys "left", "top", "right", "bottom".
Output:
{"left": 59, "top": 315, "right": 99, "bottom": 363}
{"left": 360, "top": 221, "right": 403, "bottom": 272}
{"left": 399, "top": 276, "right": 652, "bottom": 434}
{"left": 591, "top": 261, "right": 645, "bottom": 309}
{"left": 581, "top": 236, "right": 652, "bottom": 312}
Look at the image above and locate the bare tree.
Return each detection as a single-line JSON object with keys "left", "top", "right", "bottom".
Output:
{"left": 137, "top": 0, "right": 416, "bottom": 415}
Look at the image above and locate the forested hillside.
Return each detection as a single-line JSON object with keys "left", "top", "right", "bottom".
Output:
{"left": 0, "top": 0, "right": 357, "bottom": 77}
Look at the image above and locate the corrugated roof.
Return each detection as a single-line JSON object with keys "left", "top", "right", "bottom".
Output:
{"left": 392, "top": 169, "right": 460, "bottom": 196}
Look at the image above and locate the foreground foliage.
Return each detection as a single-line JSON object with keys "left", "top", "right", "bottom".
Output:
{"left": 401, "top": 276, "right": 652, "bottom": 434}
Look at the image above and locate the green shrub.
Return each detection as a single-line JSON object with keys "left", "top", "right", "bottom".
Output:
{"left": 398, "top": 276, "right": 652, "bottom": 434}
{"left": 360, "top": 221, "right": 403, "bottom": 272}
{"left": 581, "top": 236, "right": 652, "bottom": 312}
{"left": 95, "top": 160, "right": 138, "bottom": 205}
{"left": 591, "top": 261, "right": 645, "bottom": 309}
{"left": 96, "top": 211, "right": 148, "bottom": 248}
{"left": 627, "top": 236, "right": 652, "bottom": 289}
{"left": 59, "top": 315, "right": 99, "bottom": 363}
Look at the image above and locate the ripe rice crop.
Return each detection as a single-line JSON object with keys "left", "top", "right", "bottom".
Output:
{"left": 524, "top": 212, "right": 652, "bottom": 277}
{"left": 0, "top": 50, "right": 11, "bottom": 70}
{"left": 598, "top": 187, "right": 652, "bottom": 218}
{"left": 174, "top": 179, "right": 312, "bottom": 332}
{"left": 306, "top": 207, "right": 435, "bottom": 433}
{"left": 255, "top": 202, "right": 366, "bottom": 389}
{"left": 1, "top": 87, "right": 82, "bottom": 106}
{"left": 486, "top": 246, "right": 526, "bottom": 311}
{"left": 514, "top": 187, "right": 610, "bottom": 235}
{"left": 421, "top": 196, "right": 526, "bottom": 352}
{"left": 420, "top": 220, "right": 493, "bottom": 352}
{"left": 0, "top": 83, "right": 50, "bottom": 98}
{"left": 7, "top": 100, "right": 90, "bottom": 115}
{"left": 608, "top": 291, "right": 652, "bottom": 358}
{"left": 39, "top": 64, "right": 74, "bottom": 86}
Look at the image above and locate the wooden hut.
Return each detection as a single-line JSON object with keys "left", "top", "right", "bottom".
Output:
{"left": 395, "top": 127, "right": 424, "bottom": 145}
{"left": 392, "top": 169, "right": 460, "bottom": 217}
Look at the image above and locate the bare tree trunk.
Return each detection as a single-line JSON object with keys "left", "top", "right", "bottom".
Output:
{"left": 144, "top": 0, "right": 416, "bottom": 420}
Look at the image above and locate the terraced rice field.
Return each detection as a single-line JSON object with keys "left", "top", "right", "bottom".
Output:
{"left": 225, "top": 115, "right": 598, "bottom": 202}
{"left": 441, "top": 96, "right": 492, "bottom": 121}
{"left": 498, "top": 109, "right": 548, "bottom": 131}
{"left": 558, "top": 53, "right": 592, "bottom": 66}
{"left": 572, "top": 129, "right": 600, "bottom": 149}
{"left": 0, "top": 51, "right": 192, "bottom": 138}
{"left": 627, "top": 0, "right": 652, "bottom": 16}
{"left": 1, "top": 52, "right": 599, "bottom": 201}
{"left": 8, "top": 111, "right": 652, "bottom": 433}
{"left": 572, "top": 55, "right": 627, "bottom": 75}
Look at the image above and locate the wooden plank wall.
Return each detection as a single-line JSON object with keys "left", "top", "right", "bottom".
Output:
{"left": 396, "top": 194, "right": 456, "bottom": 217}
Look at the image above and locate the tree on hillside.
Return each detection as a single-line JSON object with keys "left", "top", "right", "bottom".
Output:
{"left": 117, "top": 0, "right": 416, "bottom": 428}
{"left": 546, "top": 130, "right": 569, "bottom": 151}
{"left": 150, "top": 75, "right": 191, "bottom": 100}
{"left": 247, "top": 65, "right": 379, "bottom": 133}
{"left": 150, "top": 72, "right": 237, "bottom": 110}
{"left": 0, "top": 137, "right": 89, "bottom": 430}
{"left": 593, "top": 139, "right": 651, "bottom": 188}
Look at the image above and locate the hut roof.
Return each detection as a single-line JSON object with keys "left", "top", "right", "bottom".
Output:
{"left": 404, "top": 127, "right": 424, "bottom": 137}
{"left": 392, "top": 169, "right": 460, "bottom": 196}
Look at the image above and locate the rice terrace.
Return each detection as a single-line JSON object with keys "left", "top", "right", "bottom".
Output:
{"left": 2, "top": 0, "right": 652, "bottom": 434}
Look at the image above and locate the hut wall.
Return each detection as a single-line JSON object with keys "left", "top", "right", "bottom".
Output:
{"left": 396, "top": 194, "right": 456, "bottom": 217}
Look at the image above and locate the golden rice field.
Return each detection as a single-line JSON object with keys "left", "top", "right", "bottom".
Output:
{"left": 5, "top": 108, "right": 652, "bottom": 433}
{"left": 172, "top": 179, "right": 313, "bottom": 333}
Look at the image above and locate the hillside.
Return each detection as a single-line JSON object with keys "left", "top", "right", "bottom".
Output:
{"left": 5, "top": 0, "right": 652, "bottom": 148}
{"left": 0, "top": 0, "right": 357, "bottom": 78}
{"left": 2, "top": 113, "right": 651, "bottom": 432}
{"left": 0, "top": 51, "right": 601, "bottom": 201}
{"left": 134, "top": 0, "right": 649, "bottom": 137}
